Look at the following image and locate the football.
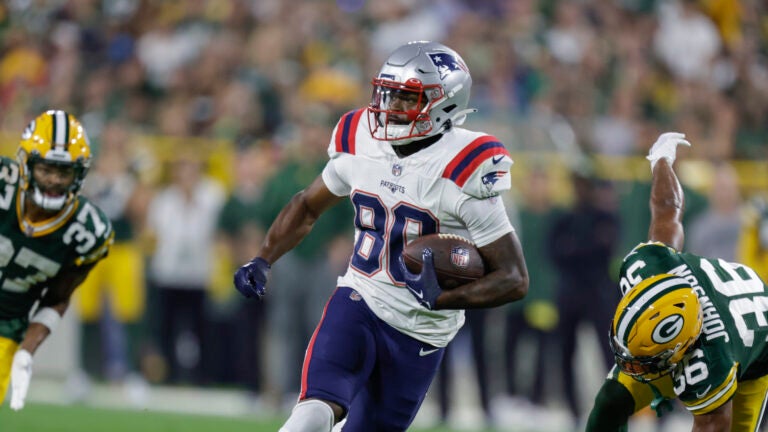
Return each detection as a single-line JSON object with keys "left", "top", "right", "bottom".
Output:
{"left": 402, "top": 233, "right": 485, "bottom": 290}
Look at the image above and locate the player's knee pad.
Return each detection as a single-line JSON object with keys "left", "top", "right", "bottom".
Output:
{"left": 279, "top": 399, "right": 335, "bottom": 432}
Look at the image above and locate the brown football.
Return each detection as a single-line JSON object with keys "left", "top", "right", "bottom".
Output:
{"left": 402, "top": 233, "right": 485, "bottom": 290}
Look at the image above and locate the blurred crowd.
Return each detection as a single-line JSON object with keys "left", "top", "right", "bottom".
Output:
{"left": 2, "top": 0, "right": 768, "bottom": 427}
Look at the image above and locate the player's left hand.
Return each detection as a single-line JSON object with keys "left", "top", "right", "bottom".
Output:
{"left": 233, "top": 257, "right": 271, "bottom": 299}
{"left": 646, "top": 132, "right": 691, "bottom": 171}
{"left": 10, "top": 349, "right": 32, "bottom": 411}
{"left": 399, "top": 248, "right": 442, "bottom": 310}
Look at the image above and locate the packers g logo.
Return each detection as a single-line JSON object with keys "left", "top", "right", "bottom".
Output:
{"left": 652, "top": 314, "right": 684, "bottom": 343}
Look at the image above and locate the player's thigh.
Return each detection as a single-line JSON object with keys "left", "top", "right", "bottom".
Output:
{"left": 343, "top": 319, "right": 444, "bottom": 430}
{"left": 300, "top": 287, "right": 378, "bottom": 412}
{"left": 731, "top": 375, "right": 768, "bottom": 432}
{"left": 0, "top": 337, "right": 19, "bottom": 402}
{"left": 105, "top": 242, "right": 145, "bottom": 322}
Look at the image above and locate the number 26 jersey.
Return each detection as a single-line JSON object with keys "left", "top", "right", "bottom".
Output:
{"left": 619, "top": 242, "right": 768, "bottom": 414}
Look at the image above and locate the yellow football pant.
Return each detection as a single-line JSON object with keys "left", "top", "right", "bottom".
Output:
{"left": 0, "top": 337, "right": 19, "bottom": 405}
{"left": 619, "top": 372, "right": 768, "bottom": 431}
{"left": 76, "top": 242, "right": 145, "bottom": 323}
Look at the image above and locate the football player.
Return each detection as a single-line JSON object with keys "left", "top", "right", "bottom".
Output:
{"left": 234, "top": 41, "right": 529, "bottom": 431}
{"left": 0, "top": 110, "right": 113, "bottom": 410}
{"left": 586, "top": 133, "right": 768, "bottom": 431}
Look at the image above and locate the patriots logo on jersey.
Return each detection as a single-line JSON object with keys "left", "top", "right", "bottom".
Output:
{"left": 450, "top": 246, "right": 470, "bottom": 269}
{"left": 481, "top": 171, "right": 506, "bottom": 188}
{"left": 428, "top": 53, "right": 467, "bottom": 80}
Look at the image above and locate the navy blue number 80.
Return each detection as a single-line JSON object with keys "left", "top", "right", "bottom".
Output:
{"left": 350, "top": 191, "right": 438, "bottom": 284}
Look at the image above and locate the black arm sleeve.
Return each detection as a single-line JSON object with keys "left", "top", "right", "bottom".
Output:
{"left": 585, "top": 379, "right": 635, "bottom": 432}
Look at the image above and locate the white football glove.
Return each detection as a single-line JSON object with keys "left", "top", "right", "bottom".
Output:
{"left": 646, "top": 132, "right": 691, "bottom": 171}
{"left": 10, "top": 349, "right": 33, "bottom": 411}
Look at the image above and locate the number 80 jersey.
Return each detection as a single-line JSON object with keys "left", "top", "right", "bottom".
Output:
{"left": 0, "top": 156, "right": 113, "bottom": 339}
{"left": 619, "top": 242, "right": 768, "bottom": 414}
{"left": 321, "top": 109, "right": 515, "bottom": 347}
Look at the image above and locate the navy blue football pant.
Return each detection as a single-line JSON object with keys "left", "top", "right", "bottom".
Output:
{"left": 299, "top": 286, "right": 445, "bottom": 431}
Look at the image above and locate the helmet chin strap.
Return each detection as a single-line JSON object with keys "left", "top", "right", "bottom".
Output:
{"left": 387, "top": 107, "right": 478, "bottom": 146}
{"left": 32, "top": 186, "right": 67, "bottom": 211}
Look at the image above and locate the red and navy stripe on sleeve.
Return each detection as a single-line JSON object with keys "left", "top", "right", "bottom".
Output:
{"left": 442, "top": 135, "right": 509, "bottom": 187}
{"left": 334, "top": 109, "right": 365, "bottom": 155}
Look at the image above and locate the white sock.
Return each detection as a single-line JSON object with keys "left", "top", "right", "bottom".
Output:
{"left": 279, "top": 399, "right": 335, "bottom": 432}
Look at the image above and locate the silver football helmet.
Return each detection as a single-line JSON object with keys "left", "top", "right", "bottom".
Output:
{"left": 368, "top": 41, "right": 475, "bottom": 146}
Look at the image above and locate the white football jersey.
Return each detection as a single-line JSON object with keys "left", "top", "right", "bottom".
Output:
{"left": 321, "top": 109, "right": 515, "bottom": 347}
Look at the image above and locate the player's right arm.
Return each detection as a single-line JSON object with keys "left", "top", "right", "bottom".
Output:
{"left": 259, "top": 175, "right": 343, "bottom": 263}
{"left": 233, "top": 175, "right": 343, "bottom": 298}
{"left": 647, "top": 133, "right": 691, "bottom": 251}
{"left": 235, "top": 113, "right": 354, "bottom": 299}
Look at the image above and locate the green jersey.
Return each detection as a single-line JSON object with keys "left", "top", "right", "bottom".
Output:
{"left": 619, "top": 242, "right": 768, "bottom": 414}
{"left": 0, "top": 157, "right": 112, "bottom": 341}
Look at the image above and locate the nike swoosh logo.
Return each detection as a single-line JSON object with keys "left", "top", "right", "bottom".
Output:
{"left": 695, "top": 385, "right": 712, "bottom": 399}
{"left": 492, "top": 155, "right": 504, "bottom": 164}
{"left": 419, "top": 348, "right": 440, "bottom": 356}
{"left": 412, "top": 289, "right": 424, "bottom": 299}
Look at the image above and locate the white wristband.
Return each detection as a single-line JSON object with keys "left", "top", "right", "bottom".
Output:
{"left": 30, "top": 307, "right": 61, "bottom": 333}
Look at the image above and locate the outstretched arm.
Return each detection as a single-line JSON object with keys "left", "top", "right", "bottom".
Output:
{"left": 647, "top": 132, "right": 691, "bottom": 251}
{"left": 648, "top": 158, "right": 685, "bottom": 250}
{"left": 234, "top": 175, "right": 343, "bottom": 298}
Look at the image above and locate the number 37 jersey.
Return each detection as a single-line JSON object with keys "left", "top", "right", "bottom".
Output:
{"left": 0, "top": 157, "right": 113, "bottom": 336}
{"left": 619, "top": 242, "right": 768, "bottom": 414}
{"left": 321, "top": 109, "right": 515, "bottom": 347}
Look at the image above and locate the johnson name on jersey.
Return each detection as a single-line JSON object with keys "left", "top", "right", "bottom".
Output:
{"left": 0, "top": 156, "right": 113, "bottom": 336}
{"left": 321, "top": 109, "right": 515, "bottom": 347}
{"left": 619, "top": 242, "right": 768, "bottom": 415}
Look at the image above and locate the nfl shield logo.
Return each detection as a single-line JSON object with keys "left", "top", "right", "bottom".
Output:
{"left": 392, "top": 163, "right": 403, "bottom": 176}
{"left": 450, "top": 246, "right": 470, "bottom": 269}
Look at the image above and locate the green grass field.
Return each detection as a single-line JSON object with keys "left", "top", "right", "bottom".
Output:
{"left": 0, "top": 403, "right": 472, "bottom": 432}
{"left": 0, "top": 404, "right": 281, "bottom": 432}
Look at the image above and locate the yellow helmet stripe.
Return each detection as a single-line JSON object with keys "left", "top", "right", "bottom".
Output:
{"left": 615, "top": 276, "right": 691, "bottom": 343}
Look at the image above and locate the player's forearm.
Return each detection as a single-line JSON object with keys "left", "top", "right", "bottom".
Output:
{"left": 649, "top": 158, "right": 685, "bottom": 250}
{"left": 435, "top": 268, "right": 528, "bottom": 309}
{"left": 435, "top": 233, "right": 529, "bottom": 309}
{"left": 650, "top": 159, "right": 684, "bottom": 212}
{"left": 19, "top": 323, "right": 51, "bottom": 355}
{"left": 259, "top": 190, "right": 320, "bottom": 263}
{"left": 19, "top": 301, "right": 67, "bottom": 354}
